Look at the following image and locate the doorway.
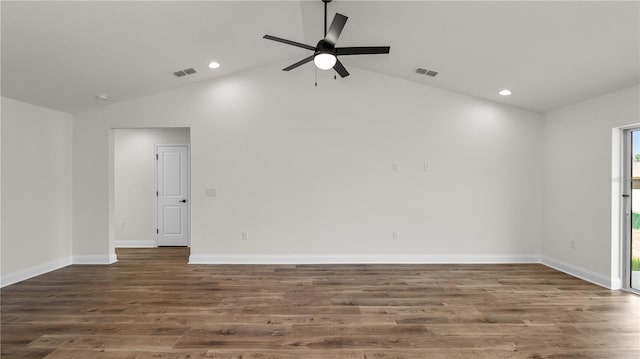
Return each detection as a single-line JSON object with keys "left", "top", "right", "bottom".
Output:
{"left": 113, "top": 128, "right": 190, "bottom": 248}
{"left": 623, "top": 128, "right": 640, "bottom": 293}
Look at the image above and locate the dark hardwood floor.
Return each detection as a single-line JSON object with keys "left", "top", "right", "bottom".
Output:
{"left": 2, "top": 247, "right": 639, "bottom": 358}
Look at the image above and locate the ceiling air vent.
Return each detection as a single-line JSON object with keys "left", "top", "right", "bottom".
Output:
{"left": 173, "top": 68, "right": 197, "bottom": 78}
{"left": 416, "top": 67, "right": 438, "bottom": 77}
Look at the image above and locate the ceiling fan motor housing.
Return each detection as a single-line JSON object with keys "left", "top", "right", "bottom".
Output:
{"left": 315, "top": 40, "right": 336, "bottom": 56}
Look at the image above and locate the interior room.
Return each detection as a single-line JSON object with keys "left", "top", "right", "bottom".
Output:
{"left": 1, "top": 1, "right": 639, "bottom": 358}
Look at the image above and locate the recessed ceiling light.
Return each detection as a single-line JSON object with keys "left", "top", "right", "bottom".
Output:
{"left": 499, "top": 89, "right": 512, "bottom": 96}
{"left": 208, "top": 61, "right": 220, "bottom": 69}
{"left": 95, "top": 94, "right": 109, "bottom": 101}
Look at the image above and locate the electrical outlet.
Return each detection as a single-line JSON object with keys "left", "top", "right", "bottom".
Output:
{"left": 242, "top": 231, "right": 249, "bottom": 240}
{"left": 392, "top": 163, "right": 399, "bottom": 172}
{"left": 424, "top": 163, "right": 430, "bottom": 172}
{"left": 570, "top": 239, "right": 576, "bottom": 249}
{"left": 392, "top": 231, "right": 399, "bottom": 240}
{"left": 205, "top": 188, "right": 216, "bottom": 197}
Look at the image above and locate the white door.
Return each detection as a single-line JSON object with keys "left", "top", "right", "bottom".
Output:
{"left": 623, "top": 129, "right": 640, "bottom": 293}
{"left": 156, "top": 145, "right": 189, "bottom": 246}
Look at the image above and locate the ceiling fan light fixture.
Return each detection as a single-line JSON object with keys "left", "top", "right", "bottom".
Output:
{"left": 314, "top": 52, "right": 336, "bottom": 70}
{"left": 262, "top": 0, "right": 389, "bottom": 78}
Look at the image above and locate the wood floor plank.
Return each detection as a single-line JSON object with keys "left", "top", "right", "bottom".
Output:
{"left": 1, "top": 247, "right": 639, "bottom": 358}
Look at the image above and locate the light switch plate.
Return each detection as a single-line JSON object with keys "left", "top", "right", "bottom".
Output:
{"left": 205, "top": 188, "right": 216, "bottom": 197}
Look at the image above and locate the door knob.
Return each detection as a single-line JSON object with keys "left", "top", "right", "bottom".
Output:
{"left": 179, "top": 199, "right": 187, "bottom": 203}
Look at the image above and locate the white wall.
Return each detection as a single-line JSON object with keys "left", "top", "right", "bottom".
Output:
{"left": 541, "top": 85, "right": 640, "bottom": 288}
{"left": 72, "top": 63, "right": 542, "bottom": 263}
{"left": 114, "top": 128, "right": 190, "bottom": 247}
{"left": 1, "top": 97, "right": 73, "bottom": 286}
{"left": 1, "top": 61, "right": 634, "bottom": 287}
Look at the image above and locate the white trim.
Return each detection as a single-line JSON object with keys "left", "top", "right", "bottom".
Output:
{"left": 1, "top": 256, "right": 72, "bottom": 288}
{"left": 1, "top": 254, "right": 624, "bottom": 290}
{"left": 114, "top": 240, "right": 156, "bottom": 248}
{"left": 154, "top": 145, "right": 158, "bottom": 247}
{"left": 613, "top": 127, "right": 625, "bottom": 291}
{"left": 541, "top": 255, "right": 616, "bottom": 289}
{"left": 611, "top": 277, "right": 623, "bottom": 290}
{"left": 189, "top": 254, "right": 540, "bottom": 265}
{"left": 72, "top": 255, "right": 118, "bottom": 265}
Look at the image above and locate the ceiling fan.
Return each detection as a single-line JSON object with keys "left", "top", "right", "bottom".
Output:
{"left": 263, "top": 0, "right": 390, "bottom": 78}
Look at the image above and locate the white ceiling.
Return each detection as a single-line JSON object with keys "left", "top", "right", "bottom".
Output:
{"left": 2, "top": 1, "right": 639, "bottom": 114}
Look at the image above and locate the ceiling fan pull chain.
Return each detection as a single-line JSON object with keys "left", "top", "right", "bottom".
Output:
{"left": 315, "top": 66, "right": 318, "bottom": 87}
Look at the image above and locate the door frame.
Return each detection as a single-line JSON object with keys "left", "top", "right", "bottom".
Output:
{"left": 621, "top": 127, "right": 640, "bottom": 294}
{"left": 154, "top": 144, "right": 191, "bottom": 247}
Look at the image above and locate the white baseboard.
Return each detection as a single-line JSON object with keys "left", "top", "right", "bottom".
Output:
{"left": 541, "top": 256, "right": 615, "bottom": 289}
{"left": 1, "top": 254, "right": 119, "bottom": 287}
{"left": 73, "top": 254, "right": 118, "bottom": 265}
{"left": 189, "top": 254, "right": 540, "bottom": 265}
{"left": 1, "top": 253, "right": 618, "bottom": 291}
{"left": 115, "top": 240, "right": 156, "bottom": 248}
{"left": 1, "top": 256, "right": 72, "bottom": 288}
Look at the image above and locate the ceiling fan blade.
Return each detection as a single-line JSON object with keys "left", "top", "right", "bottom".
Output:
{"left": 336, "top": 46, "right": 391, "bottom": 56}
{"left": 263, "top": 35, "right": 316, "bottom": 51}
{"left": 283, "top": 55, "right": 315, "bottom": 71}
{"left": 324, "top": 13, "right": 348, "bottom": 47}
{"left": 333, "top": 59, "right": 350, "bottom": 78}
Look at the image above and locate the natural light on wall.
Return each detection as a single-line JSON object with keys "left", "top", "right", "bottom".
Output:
{"left": 465, "top": 104, "right": 508, "bottom": 137}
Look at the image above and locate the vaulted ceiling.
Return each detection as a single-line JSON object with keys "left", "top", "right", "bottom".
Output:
{"left": 2, "top": 1, "right": 638, "bottom": 114}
